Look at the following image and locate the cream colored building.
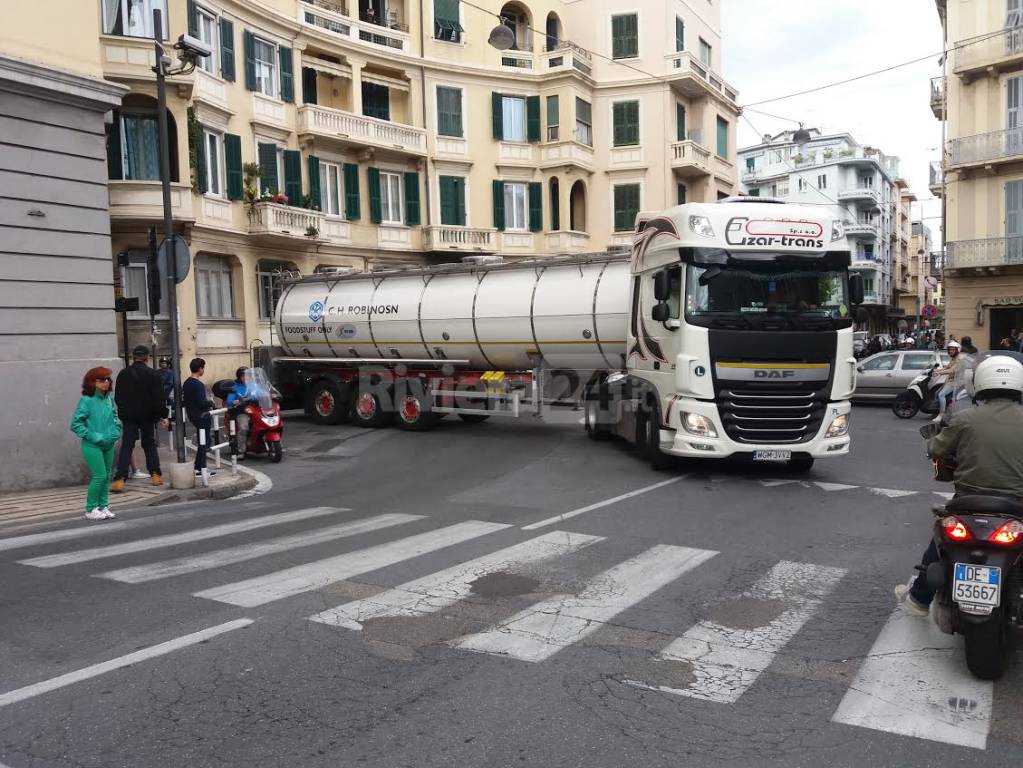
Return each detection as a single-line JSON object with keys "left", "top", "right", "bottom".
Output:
{"left": 900, "top": 221, "right": 937, "bottom": 322}
{"left": 935, "top": 0, "right": 1023, "bottom": 349}
{"left": 891, "top": 184, "right": 915, "bottom": 325}
{"left": 21, "top": 0, "right": 740, "bottom": 382}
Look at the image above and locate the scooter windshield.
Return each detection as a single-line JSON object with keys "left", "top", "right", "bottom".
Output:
{"left": 244, "top": 368, "right": 275, "bottom": 412}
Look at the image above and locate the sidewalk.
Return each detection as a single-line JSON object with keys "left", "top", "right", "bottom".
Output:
{"left": 0, "top": 448, "right": 259, "bottom": 531}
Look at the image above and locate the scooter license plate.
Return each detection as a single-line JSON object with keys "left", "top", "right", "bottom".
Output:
{"left": 753, "top": 450, "right": 792, "bottom": 462}
{"left": 952, "top": 563, "right": 1001, "bottom": 610}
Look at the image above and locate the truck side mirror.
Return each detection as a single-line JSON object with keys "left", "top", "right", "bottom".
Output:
{"left": 653, "top": 270, "right": 671, "bottom": 302}
{"left": 651, "top": 303, "right": 670, "bottom": 322}
{"left": 849, "top": 273, "right": 865, "bottom": 305}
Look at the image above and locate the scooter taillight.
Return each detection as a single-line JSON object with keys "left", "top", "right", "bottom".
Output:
{"left": 989, "top": 520, "right": 1023, "bottom": 545}
{"left": 941, "top": 516, "right": 972, "bottom": 542}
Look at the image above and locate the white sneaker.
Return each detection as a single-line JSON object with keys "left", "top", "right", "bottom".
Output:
{"left": 131, "top": 469, "right": 151, "bottom": 479}
{"left": 894, "top": 583, "right": 930, "bottom": 617}
{"left": 85, "top": 508, "right": 106, "bottom": 521}
{"left": 100, "top": 507, "right": 116, "bottom": 519}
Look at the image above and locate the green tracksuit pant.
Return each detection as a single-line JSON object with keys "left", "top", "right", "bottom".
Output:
{"left": 81, "top": 442, "right": 115, "bottom": 513}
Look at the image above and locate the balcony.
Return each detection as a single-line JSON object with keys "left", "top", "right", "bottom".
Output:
{"left": 845, "top": 222, "right": 878, "bottom": 238}
{"left": 540, "top": 139, "right": 594, "bottom": 171}
{"left": 500, "top": 49, "right": 534, "bottom": 70}
{"left": 670, "top": 139, "right": 712, "bottom": 177}
{"left": 929, "top": 161, "right": 943, "bottom": 197}
{"left": 100, "top": 35, "right": 192, "bottom": 95}
{"left": 544, "top": 230, "right": 591, "bottom": 254}
{"left": 540, "top": 42, "right": 592, "bottom": 77}
{"left": 837, "top": 187, "right": 880, "bottom": 207}
{"left": 851, "top": 257, "right": 880, "bottom": 271}
{"left": 663, "top": 52, "right": 738, "bottom": 102}
{"left": 954, "top": 27, "right": 1023, "bottom": 81}
{"left": 930, "top": 77, "right": 944, "bottom": 119}
{"left": 929, "top": 251, "right": 944, "bottom": 277}
{"left": 299, "top": 0, "right": 410, "bottom": 54}
{"left": 423, "top": 226, "right": 497, "bottom": 253}
{"left": 297, "top": 104, "right": 426, "bottom": 156}
{"left": 946, "top": 237, "right": 1023, "bottom": 270}
{"left": 861, "top": 291, "right": 882, "bottom": 305}
{"left": 947, "top": 128, "right": 1023, "bottom": 170}
{"left": 247, "top": 202, "right": 322, "bottom": 242}
{"left": 108, "top": 181, "right": 195, "bottom": 223}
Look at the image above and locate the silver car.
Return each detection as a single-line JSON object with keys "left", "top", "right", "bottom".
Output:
{"left": 854, "top": 350, "right": 950, "bottom": 400}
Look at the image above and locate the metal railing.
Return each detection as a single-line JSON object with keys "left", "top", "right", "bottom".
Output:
{"left": 930, "top": 76, "right": 943, "bottom": 106}
{"left": 168, "top": 407, "right": 236, "bottom": 485}
{"left": 948, "top": 127, "right": 1023, "bottom": 166}
{"left": 955, "top": 26, "right": 1023, "bottom": 70}
{"left": 946, "top": 237, "right": 1023, "bottom": 269}
{"left": 929, "top": 251, "right": 944, "bottom": 276}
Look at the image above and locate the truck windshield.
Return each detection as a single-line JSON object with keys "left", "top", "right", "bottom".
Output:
{"left": 685, "top": 263, "right": 851, "bottom": 330}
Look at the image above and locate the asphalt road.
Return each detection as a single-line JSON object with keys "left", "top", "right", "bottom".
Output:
{"left": 1, "top": 403, "right": 1020, "bottom": 767}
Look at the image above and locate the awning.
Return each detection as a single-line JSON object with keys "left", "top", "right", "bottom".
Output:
{"left": 305, "top": 57, "right": 352, "bottom": 80}
{"left": 361, "top": 71, "right": 410, "bottom": 92}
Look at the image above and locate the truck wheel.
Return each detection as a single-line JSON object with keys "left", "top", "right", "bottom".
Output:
{"left": 638, "top": 403, "right": 672, "bottom": 471}
{"left": 308, "top": 380, "right": 346, "bottom": 426}
{"left": 788, "top": 456, "right": 815, "bottom": 473}
{"left": 892, "top": 393, "right": 920, "bottom": 419}
{"left": 964, "top": 612, "right": 1007, "bottom": 680}
{"left": 396, "top": 391, "right": 438, "bottom": 431}
{"left": 350, "top": 387, "right": 392, "bottom": 429}
{"left": 584, "top": 397, "right": 611, "bottom": 441}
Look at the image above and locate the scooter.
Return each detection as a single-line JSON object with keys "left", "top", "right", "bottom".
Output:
{"left": 213, "top": 368, "right": 285, "bottom": 463}
{"left": 891, "top": 366, "right": 946, "bottom": 419}
{"left": 918, "top": 421, "right": 1023, "bottom": 680}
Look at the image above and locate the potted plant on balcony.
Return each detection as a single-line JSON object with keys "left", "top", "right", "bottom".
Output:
{"left": 243, "top": 163, "right": 261, "bottom": 204}
{"left": 823, "top": 148, "right": 833, "bottom": 160}
{"left": 305, "top": 224, "right": 320, "bottom": 238}
{"left": 792, "top": 154, "right": 803, "bottom": 164}
{"left": 273, "top": 193, "right": 289, "bottom": 205}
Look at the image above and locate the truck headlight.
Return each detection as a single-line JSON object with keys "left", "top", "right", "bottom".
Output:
{"left": 689, "top": 215, "right": 715, "bottom": 238}
{"left": 682, "top": 412, "right": 718, "bottom": 437}
{"left": 825, "top": 414, "right": 849, "bottom": 438}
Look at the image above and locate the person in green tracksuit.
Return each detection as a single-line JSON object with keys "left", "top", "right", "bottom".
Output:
{"left": 70, "top": 367, "right": 122, "bottom": 520}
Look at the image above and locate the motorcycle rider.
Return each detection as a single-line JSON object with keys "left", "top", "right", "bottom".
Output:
{"left": 896, "top": 356, "right": 1023, "bottom": 615}
{"left": 226, "top": 367, "right": 251, "bottom": 459}
{"left": 932, "top": 340, "right": 963, "bottom": 420}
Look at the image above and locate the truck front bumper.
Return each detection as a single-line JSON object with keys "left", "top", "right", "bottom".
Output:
{"left": 662, "top": 398, "right": 852, "bottom": 460}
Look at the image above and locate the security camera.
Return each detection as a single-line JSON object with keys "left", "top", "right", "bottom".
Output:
{"left": 174, "top": 34, "right": 212, "bottom": 65}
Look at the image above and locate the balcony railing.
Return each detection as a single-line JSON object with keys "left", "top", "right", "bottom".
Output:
{"left": 540, "top": 41, "right": 592, "bottom": 76}
{"left": 297, "top": 104, "right": 426, "bottom": 154}
{"left": 248, "top": 202, "right": 322, "bottom": 239}
{"left": 955, "top": 26, "right": 1023, "bottom": 73}
{"left": 929, "top": 251, "right": 944, "bottom": 276}
{"left": 544, "top": 230, "right": 590, "bottom": 253}
{"left": 837, "top": 187, "right": 880, "bottom": 205}
{"left": 663, "top": 52, "right": 738, "bottom": 102}
{"left": 845, "top": 222, "right": 878, "bottom": 237}
{"left": 948, "top": 128, "right": 1023, "bottom": 167}
{"left": 423, "top": 225, "right": 497, "bottom": 252}
{"left": 946, "top": 237, "right": 1023, "bottom": 269}
{"left": 299, "top": 0, "right": 409, "bottom": 52}
{"left": 930, "top": 76, "right": 944, "bottom": 117}
{"left": 861, "top": 291, "right": 881, "bottom": 304}
{"left": 670, "top": 139, "right": 711, "bottom": 176}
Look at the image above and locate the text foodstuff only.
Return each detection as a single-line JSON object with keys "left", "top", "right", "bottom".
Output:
{"left": 327, "top": 304, "right": 400, "bottom": 316}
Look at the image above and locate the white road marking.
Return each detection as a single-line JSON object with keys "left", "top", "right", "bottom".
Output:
{"left": 814, "top": 482, "right": 859, "bottom": 492}
{"left": 310, "top": 530, "right": 605, "bottom": 630}
{"left": 521, "top": 477, "right": 683, "bottom": 531}
{"left": 18, "top": 507, "right": 347, "bottom": 568}
{"left": 0, "top": 522, "right": 133, "bottom": 554}
{"left": 869, "top": 488, "right": 919, "bottom": 498}
{"left": 636, "top": 561, "right": 846, "bottom": 704}
{"left": 759, "top": 479, "right": 802, "bottom": 488}
{"left": 0, "top": 619, "right": 253, "bottom": 708}
{"left": 96, "top": 513, "right": 422, "bottom": 584}
{"left": 831, "top": 608, "right": 993, "bottom": 750}
{"left": 452, "top": 544, "right": 718, "bottom": 663}
{"left": 194, "top": 521, "right": 510, "bottom": 607}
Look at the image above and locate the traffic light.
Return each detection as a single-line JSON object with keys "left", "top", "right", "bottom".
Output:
{"left": 147, "top": 228, "right": 161, "bottom": 317}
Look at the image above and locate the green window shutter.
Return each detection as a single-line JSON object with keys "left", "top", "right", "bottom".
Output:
{"left": 220, "top": 18, "right": 235, "bottom": 81}
{"left": 257, "top": 142, "right": 278, "bottom": 193}
{"left": 528, "top": 182, "right": 542, "bottom": 232}
{"left": 434, "top": 0, "right": 462, "bottom": 41}
{"left": 404, "top": 172, "right": 421, "bottom": 225}
{"left": 614, "top": 184, "right": 639, "bottom": 231}
{"left": 187, "top": 0, "right": 198, "bottom": 37}
{"left": 243, "top": 30, "right": 256, "bottom": 91}
{"left": 526, "top": 96, "right": 541, "bottom": 142}
{"left": 283, "top": 149, "right": 302, "bottom": 205}
{"left": 492, "top": 179, "right": 505, "bottom": 230}
{"left": 307, "top": 155, "right": 321, "bottom": 210}
{"left": 676, "top": 103, "right": 686, "bottom": 142}
{"left": 192, "top": 120, "right": 208, "bottom": 194}
{"left": 437, "top": 87, "right": 462, "bottom": 137}
{"left": 362, "top": 82, "right": 390, "bottom": 121}
{"left": 675, "top": 16, "right": 684, "bottom": 52}
{"left": 624, "top": 14, "right": 638, "bottom": 57}
{"left": 611, "top": 15, "right": 624, "bottom": 59}
{"left": 343, "top": 163, "right": 361, "bottom": 219}
{"left": 677, "top": 182, "right": 687, "bottom": 205}
{"left": 716, "top": 116, "right": 728, "bottom": 158}
{"left": 550, "top": 182, "right": 560, "bottom": 230}
{"left": 439, "top": 176, "right": 455, "bottom": 225}
{"left": 492, "top": 92, "right": 503, "bottom": 140}
{"left": 224, "top": 133, "right": 243, "bottom": 200}
{"left": 612, "top": 14, "right": 637, "bottom": 59}
{"left": 624, "top": 101, "right": 639, "bottom": 145}
{"left": 546, "top": 95, "right": 559, "bottom": 134}
{"left": 454, "top": 177, "right": 466, "bottom": 225}
{"left": 279, "top": 46, "right": 294, "bottom": 103}
{"left": 612, "top": 103, "right": 624, "bottom": 146}
{"left": 106, "top": 111, "right": 122, "bottom": 180}
{"left": 302, "top": 67, "right": 318, "bottom": 105}
{"left": 368, "top": 167, "right": 382, "bottom": 224}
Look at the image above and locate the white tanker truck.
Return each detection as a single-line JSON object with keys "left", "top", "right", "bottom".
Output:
{"left": 270, "top": 199, "right": 863, "bottom": 471}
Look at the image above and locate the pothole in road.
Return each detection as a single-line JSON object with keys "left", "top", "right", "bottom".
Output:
{"left": 469, "top": 571, "right": 540, "bottom": 598}
{"left": 709, "top": 597, "right": 786, "bottom": 630}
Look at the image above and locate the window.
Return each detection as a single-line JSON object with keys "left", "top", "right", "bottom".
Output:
{"left": 196, "top": 7, "right": 218, "bottom": 75}
{"left": 434, "top": 0, "right": 463, "bottom": 42}
{"left": 436, "top": 86, "right": 463, "bottom": 137}
{"left": 204, "top": 130, "right": 224, "bottom": 196}
{"left": 675, "top": 16, "right": 684, "bottom": 52}
{"left": 748, "top": 188, "right": 760, "bottom": 197}
{"left": 611, "top": 13, "right": 638, "bottom": 59}
{"left": 770, "top": 149, "right": 783, "bottom": 163}
{"left": 861, "top": 354, "right": 896, "bottom": 371}
{"left": 575, "top": 97, "right": 592, "bottom": 146}
{"left": 439, "top": 175, "right": 467, "bottom": 226}
{"left": 253, "top": 37, "right": 276, "bottom": 98}
{"left": 318, "top": 160, "right": 344, "bottom": 217}
{"left": 612, "top": 101, "right": 639, "bottom": 147}
{"left": 120, "top": 254, "right": 163, "bottom": 318}
{"left": 797, "top": 178, "right": 806, "bottom": 192}
{"left": 380, "top": 171, "right": 403, "bottom": 224}
{"left": 256, "top": 262, "right": 289, "bottom": 320}
{"left": 745, "top": 157, "right": 755, "bottom": 172}
{"left": 863, "top": 244, "right": 875, "bottom": 260}
{"left": 363, "top": 82, "right": 390, "bottom": 121}
{"left": 257, "top": 141, "right": 282, "bottom": 195}
{"left": 859, "top": 174, "right": 874, "bottom": 188}
{"left": 676, "top": 102, "right": 686, "bottom": 142}
{"left": 699, "top": 38, "right": 712, "bottom": 67}
{"left": 817, "top": 174, "right": 827, "bottom": 189}
{"left": 716, "top": 116, "right": 728, "bottom": 158}
{"left": 547, "top": 95, "right": 559, "bottom": 141}
{"left": 902, "top": 353, "right": 938, "bottom": 371}
{"left": 501, "top": 95, "right": 527, "bottom": 142}
{"left": 102, "top": 0, "right": 168, "bottom": 38}
{"left": 114, "top": 112, "right": 160, "bottom": 180}
{"left": 676, "top": 183, "right": 687, "bottom": 205}
{"left": 613, "top": 183, "right": 640, "bottom": 231}
{"left": 503, "top": 182, "right": 528, "bottom": 231}
{"left": 195, "top": 256, "right": 234, "bottom": 319}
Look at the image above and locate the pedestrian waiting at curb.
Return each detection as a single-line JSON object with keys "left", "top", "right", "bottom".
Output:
{"left": 182, "top": 357, "right": 217, "bottom": 485}
{"left": 111, "top": 345, "right": 168, "bottom": 492}
{"left": 69, "top": 367, "right": 122, "bottom": 521}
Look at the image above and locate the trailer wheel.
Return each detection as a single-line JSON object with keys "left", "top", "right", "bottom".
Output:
{"left": 350, "top": 387, "right": 392, "bottom": 429}
{"left": 584, "top": 394, "right": 612, "bottom": 441}
{"left": 396, "top": 391, "right": 438, "bottom": 431}
{"left": 637, "top": 401, "right": 672, "bottom": 471}
{"left": 308, "top": 380, "right": 347, "bottom": 426}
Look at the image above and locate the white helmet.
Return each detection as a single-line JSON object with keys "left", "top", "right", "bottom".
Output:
{"left": 947, "top": 340, "right": 961, "bottom": 350}
{"left": 973, "top": 356, "right": 1023, "bottom": 399}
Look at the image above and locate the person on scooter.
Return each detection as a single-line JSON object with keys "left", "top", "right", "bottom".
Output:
{"left": 225, "top": 367, "right": 251, "bottom": 459}
{"left": 932, "top": 340, "right": 963, "bottom": 420}
{"left": 896, "top": 356, "right": 1023, "bottom": 616}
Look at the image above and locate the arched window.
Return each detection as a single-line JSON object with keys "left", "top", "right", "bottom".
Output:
{"left": 106, "top": 93, "right": 179, "bottom": 182}
{"left": 549, "top": 177, "right": 560, "bottom": 231}
{"left": 499, "top": 2, "right": 533, "bottom": 50}
{"left": 570, "top": 180, "right": 586, "bottom": 232}
{"left": 545, "top": 12, "right": 562, "bottom": 51}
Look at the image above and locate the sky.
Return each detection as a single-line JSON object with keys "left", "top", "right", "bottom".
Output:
{"left": 721, "top": 0, "right": 945, "bottom": 242}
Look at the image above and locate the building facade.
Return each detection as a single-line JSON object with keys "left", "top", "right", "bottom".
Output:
{"left": 59, "top": 0, "right": 740, "bottom": 382}
{"left": 901, "top": 221, "right": 938, "bottom": 322}
{"left": 737, "top": 128, "right": 906, "bottom": 332}
{"left": 0, "top": 5, "right": 126, "bottom": 491}
{"left": 934, "top": 0, "right": 1023, "bottom": 350}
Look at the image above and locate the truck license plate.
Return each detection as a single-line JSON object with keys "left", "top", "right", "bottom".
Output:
{"left": 753, "top": 450, "right": 792, "bottom": 462}
{"left": 953, "top": 563, "right": 1001, "bottom": 611}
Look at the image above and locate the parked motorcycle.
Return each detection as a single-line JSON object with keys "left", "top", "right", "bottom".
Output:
{"left": 891, "top": 366, "right": 946, "bottom": 419}
{"left": 918, "top": 420, "right": 1023, "bottom": 679}
{"left": 213, "top": 368, "right": 284, "bottom": 463}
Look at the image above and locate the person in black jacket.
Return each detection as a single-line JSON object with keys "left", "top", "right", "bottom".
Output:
{"left": 111, "top": 345, "right": 168, "bottom": 491}
{"left": 182, "top": 357, "right": 216, "bottom": 482}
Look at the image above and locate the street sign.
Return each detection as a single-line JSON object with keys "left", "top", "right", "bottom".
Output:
{"left": 921, "top": 304, "right": 939, "bottom": 319}
{"left": 158, "top": 236, "right": 190, "bottom": 284}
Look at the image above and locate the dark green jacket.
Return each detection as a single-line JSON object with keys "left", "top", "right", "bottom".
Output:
{"left": 70, "top": 392, "right": 122, "bottom": 449}
{"left": 929, "top": 399, "right": 1023, "bottom": 498}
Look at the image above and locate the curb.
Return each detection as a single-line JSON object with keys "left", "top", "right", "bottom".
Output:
{"left": 145, "top": 470, "right": 260, "bottom": 507}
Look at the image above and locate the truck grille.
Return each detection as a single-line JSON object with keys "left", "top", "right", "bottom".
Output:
{"left": 718, "top": 385, "right": 827, "bottom": 445}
